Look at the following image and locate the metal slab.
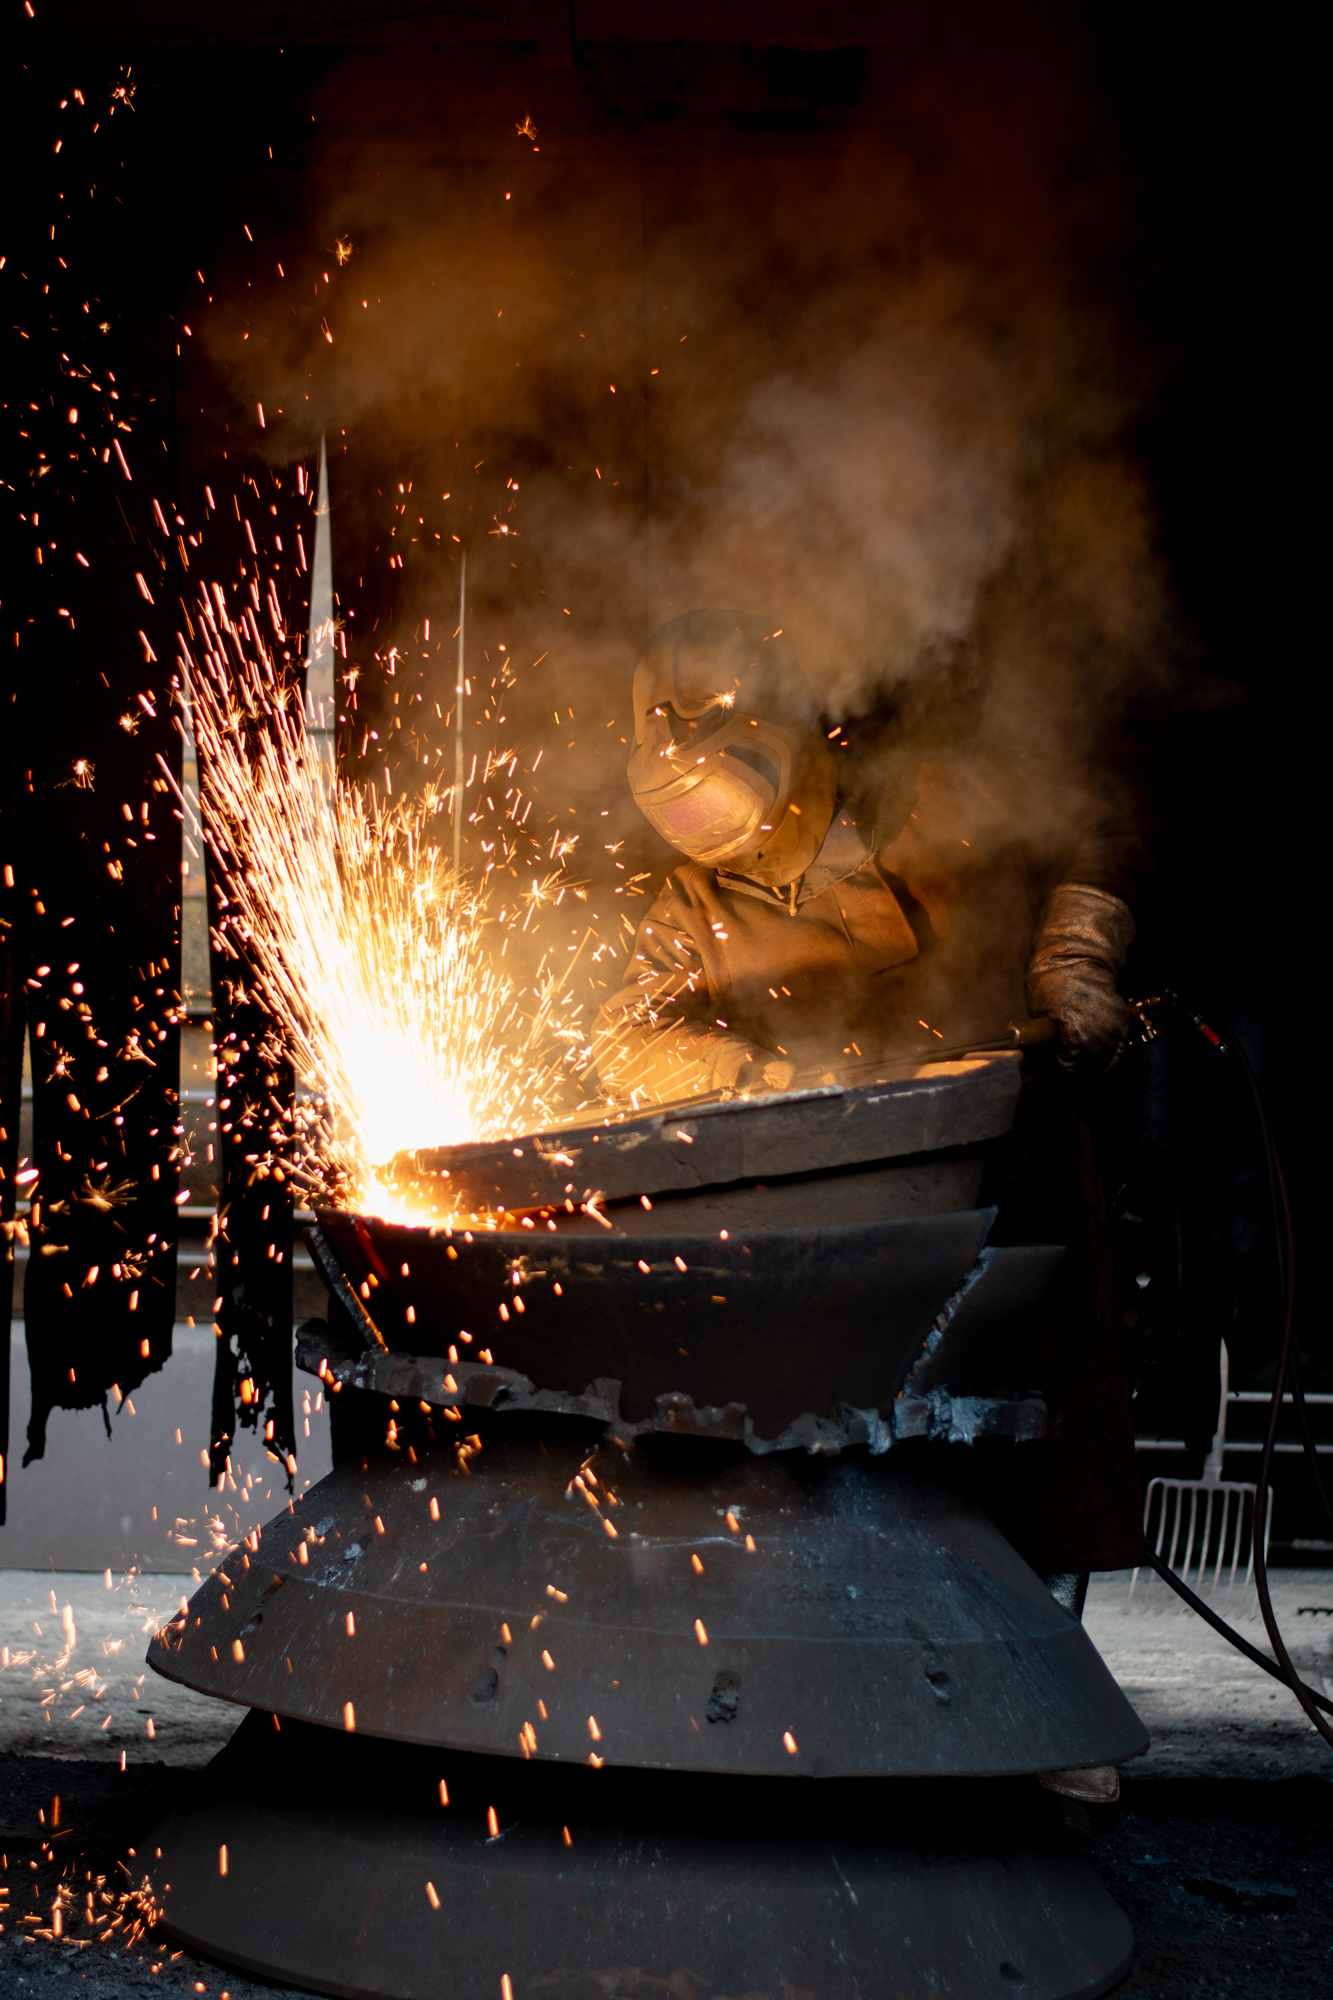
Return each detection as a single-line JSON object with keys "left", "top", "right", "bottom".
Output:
{"left": 385, "top": 1053, "right": 1021, "bottom": 1216}
{"left": 148, "top": 1444, "right": 1148, "bottom": 1778}
{"left": 146, "top": 1710, "right": 1135, "bottom": 2000}
{"left": 311, "top": 1207, "right": 997, "bottom": 1431}
{"left": 512, "top": 1150, "right": 987, "bottom": 1235}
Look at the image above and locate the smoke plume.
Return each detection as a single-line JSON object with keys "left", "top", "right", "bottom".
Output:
{"left": 183, "top": 23, "right": 1189, "bottom": 923}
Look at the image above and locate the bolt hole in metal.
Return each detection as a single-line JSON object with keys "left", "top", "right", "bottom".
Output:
{"left": 471, "top": 1665, "right": 500, "bottom": 1705}
{"left": 706, "top": 1670, "right": 741, "bottom": 1723}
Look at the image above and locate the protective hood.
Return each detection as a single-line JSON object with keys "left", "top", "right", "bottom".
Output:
{"left": 627, "top": 610, "right": 837, "bottom": 887}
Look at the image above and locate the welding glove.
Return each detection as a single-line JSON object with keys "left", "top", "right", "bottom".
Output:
{"left": 696, "top": 1032, "right": 794, "bottom": 1098}
{"left": 732, "top": 1049, "right": 797, "bottom": 1096}
{"left": 593, "top": 1005, "right": 794, "bottom": 1105}
{"left": 1025, "top": 882, "right": 1135, "bottom": 1068}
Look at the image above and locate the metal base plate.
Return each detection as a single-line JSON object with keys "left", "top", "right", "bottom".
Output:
{"left": 147, "top": 1711, "right": 1134, "bottom": 2000}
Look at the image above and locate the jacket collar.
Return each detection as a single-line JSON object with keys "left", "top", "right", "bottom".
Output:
{"left": 716, "top": 804, "right": 879, "bottom": 911}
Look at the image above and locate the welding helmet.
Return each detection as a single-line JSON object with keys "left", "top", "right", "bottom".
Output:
{"left": 627, "top": 610, "right": 837, "bottom": 886}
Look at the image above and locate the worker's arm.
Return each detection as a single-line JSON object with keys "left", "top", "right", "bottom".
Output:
{"left": 1026, "top": 883, "right": 1135, "bottom": 1062}
{"left": 592, "top": 885, "right": 794, "bottom": 1106}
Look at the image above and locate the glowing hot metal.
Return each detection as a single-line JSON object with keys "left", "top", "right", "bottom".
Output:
{"left": 167, "top": 600, "right": 582, "bottom": 1226}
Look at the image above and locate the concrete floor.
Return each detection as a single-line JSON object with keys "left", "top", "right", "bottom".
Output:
{"left": 2, "top": 1323, "right": 333, "bottom": 1575}
{"left": 0, "top": 1569, "right": 237, "bottom": 1767}
{"left": 1082, "top": 1569, "right": 1333, "bottom": 1782}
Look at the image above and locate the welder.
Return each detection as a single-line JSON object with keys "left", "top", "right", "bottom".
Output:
{"left": 596, "top": 608, "right": 1149, "bottom": 1800}
{"left": 595, "top": 608, "right": 1140, "bottom": 1102}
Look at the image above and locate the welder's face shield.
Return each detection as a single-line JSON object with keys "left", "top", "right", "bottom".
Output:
{"left": 626, "top": 612, "right": 837, "bottom": 884}
{"left": 627, "top": 698, "right": 802, "bottom": 868}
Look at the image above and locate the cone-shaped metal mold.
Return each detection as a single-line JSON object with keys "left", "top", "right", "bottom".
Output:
{"left": 313, "top": 1206, "right": 1008, "bottom": 1440}
{"left": 149, "top": 1440, "right": 1146, "bottom": 1778}
{"left": 383, "top": 1051, "right": 1022, "bottom": 1218}
{"left": 145, "top": 1711, "right": 1134, "bottom": 2000}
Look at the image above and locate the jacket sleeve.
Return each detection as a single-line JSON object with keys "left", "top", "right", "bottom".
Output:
{"left": 1056, "top": 790, "right": 1151, "bottom": 907}
{"left": 591, "top": 880, "right": 786, "bottom": 1106}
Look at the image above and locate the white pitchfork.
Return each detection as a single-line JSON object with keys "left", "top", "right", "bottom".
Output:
{"left": 1125, "top": 1343, "right": 1272, "bottom": 1621}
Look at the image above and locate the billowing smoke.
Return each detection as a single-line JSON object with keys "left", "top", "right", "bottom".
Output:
{"left": 675, "top": 309, "right": 1021, "bottom": 718}
{"left": 181, "top": 26, "right": 1193, "bottom": 1012}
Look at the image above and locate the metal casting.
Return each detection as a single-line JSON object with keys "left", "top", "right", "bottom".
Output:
{"left": 148, "top": 1444, "right": 1146, "bottom": 1779}
{"left": 142, "top": 1042, "right": 1143, "bottom": 2000}
{"left": 308, "top": 1206, "right": 1050, "bottom": 1439}
{"left": 144, "top": 1710, "right": 1135, "bottom": 2000}
{"left": 383, "top": 1052, "right": 1021, "bottom": 1221}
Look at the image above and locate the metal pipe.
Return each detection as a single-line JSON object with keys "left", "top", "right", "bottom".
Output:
{"left": 452, "top": 548, "right": 466, "bottom": 879}
{"left": 794, "top": 1014, "right": 1056, "bottom": 1088}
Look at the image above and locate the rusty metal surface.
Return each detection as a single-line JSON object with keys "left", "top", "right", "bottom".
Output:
{"left": 146, "top": 1710, "right": 1134, "bottom": 2000}
{"left": 386, "top": 1052, "right": 1021, "bottom": 1217}
{"left": 311, "top": 1206, "right": 1001, "bottom": 1433}
{"left": 148, "top": 1444, "right": 1147, "bottom": 1777}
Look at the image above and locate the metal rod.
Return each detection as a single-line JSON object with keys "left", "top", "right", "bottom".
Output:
{"left": 793, "top": 1015, "right": 1056, "bottom": 1089}
{"left": 1209, "top": 1487, "right": 1230, "bottom": 1602}
{"left": 305, "top": 435, "right": 335, "bottom": 798}
{"left": 453, "top": 547, "right": 466, "bottom": 879}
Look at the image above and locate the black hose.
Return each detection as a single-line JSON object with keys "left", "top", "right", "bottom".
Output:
{"left": 1142, "top": 1548, "right": 1333, "bottom": 1719}
{"left": 1245, "top": 1141, "right": 1333, "bottom": 1745}
{"left": 1139, "top": 997, "right": 1333, "bottom": 1748}
{"left": 1210, "top": 1016, "right": 1333, "bottom": 1537}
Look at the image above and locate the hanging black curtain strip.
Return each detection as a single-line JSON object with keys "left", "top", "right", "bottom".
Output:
{"left": 0, "top": 49, "right": 331, "bottom": 1505}
{"left": 15, "top": 411, "right": 185, "bottom": 1464}
{"left": 163, "top": 79, "right": 330, "bottom": 1487}
{"left": 0, "top": 610, "right": 29, "bottom": 1524}
{"left": 174, "top": 448, "right": 319, "bottom": 1486}
{"left": 0, "top": 61, "right": 188, "bottom": 1472}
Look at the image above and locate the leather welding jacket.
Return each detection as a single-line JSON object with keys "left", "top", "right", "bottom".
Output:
{"left": 596, "top": 757, "right": 1146, "bottom": 1100}
{"left": 596, "top": 756, "right": 1150, "bottom": 1576}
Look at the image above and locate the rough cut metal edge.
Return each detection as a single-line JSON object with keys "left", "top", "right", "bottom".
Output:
{"left": 900, "top": 1247, "right": 997, "bottom": 1395}
{"left": 389, "top": 1053, "right": 1022, "bottom": 1214}
{"left": 305, "top": 1223, "right": 389, "bottom": 1349}
{"left": 294, "top": 1319, "right": 1046, "bottom": 1458}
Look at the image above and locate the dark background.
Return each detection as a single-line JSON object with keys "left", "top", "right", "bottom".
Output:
{"left": 1, "top": 4, "right": 1323, "bottom": 1540}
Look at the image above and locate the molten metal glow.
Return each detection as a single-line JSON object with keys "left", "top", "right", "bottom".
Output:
{"left": 172, "top": 596, "right": 584, "bottom": 1223}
